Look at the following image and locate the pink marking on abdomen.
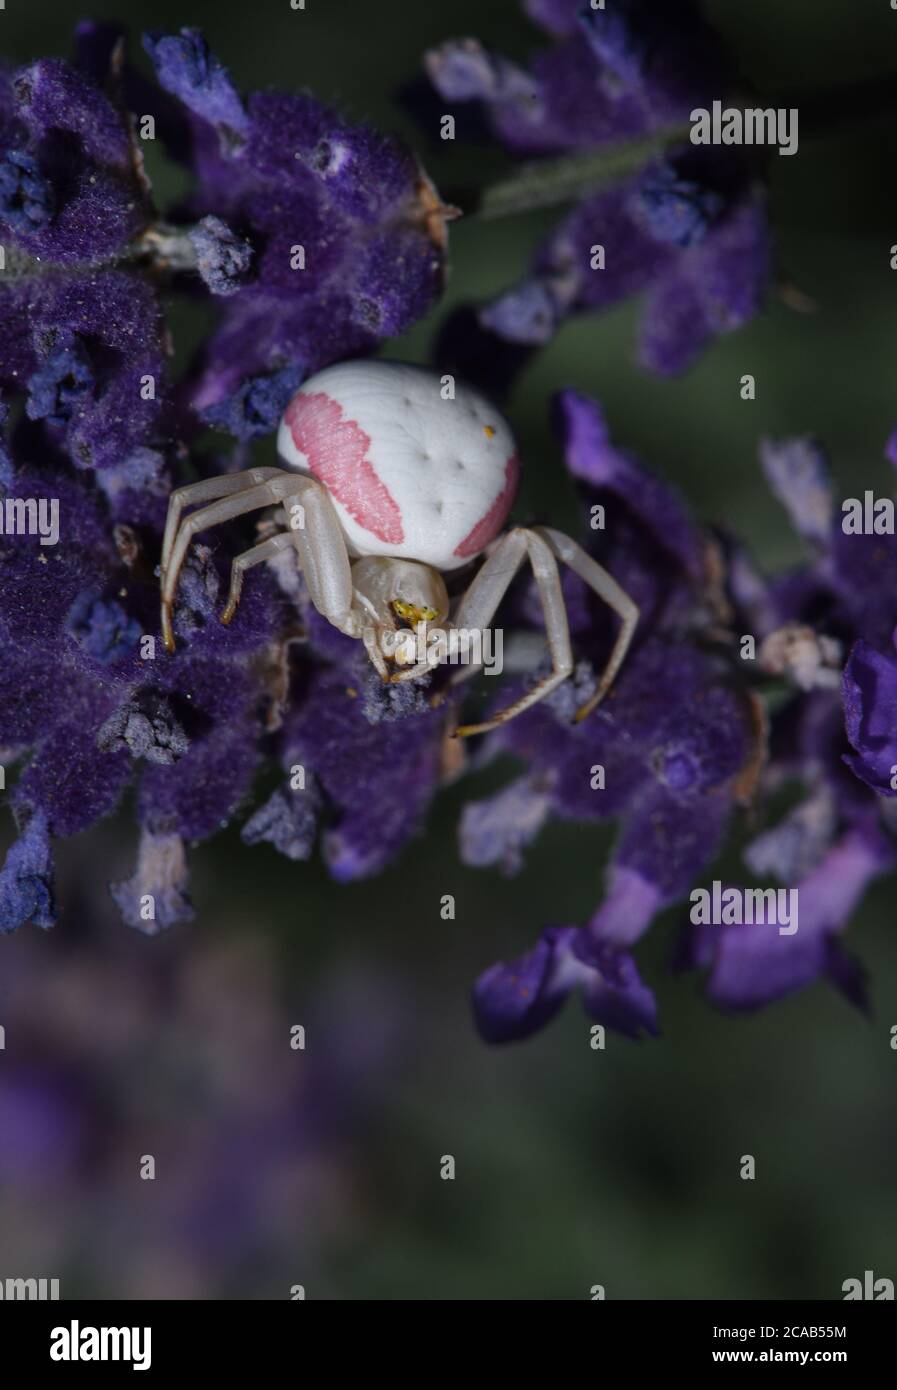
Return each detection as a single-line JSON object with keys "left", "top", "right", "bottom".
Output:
{"left": 453, "top": 455, "right": 519, "bottom": 559}
{"left": 284, "top": 391, "right": 404, "bottom": 545}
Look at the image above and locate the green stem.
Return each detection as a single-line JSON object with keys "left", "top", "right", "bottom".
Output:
{"left": 474, "top": 123, "right": 689, "bottom": 220}
{"left": 470, "top": 72, "right": 897, "bottom": 221}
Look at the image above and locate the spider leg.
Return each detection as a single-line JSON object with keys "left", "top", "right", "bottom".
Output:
{"left": 161, "top": 479, "right": 293, "bottom": 651}
{"left": 452, "top": 529, "right": 529, "bottom": 630}
{"left": 390, "top": 658, "right": 430, "bottom": 682}
{"left": 363, "top": 624, "right": 390, "bottom": 680}
{"left": 282, "top": 474, "right": 362, "bottom": 639}
{"left": 537, "top": 526, "right": 638, "bottom": 722}
{"left": 221, "top": 532, "right": 295, "bottom": 625}
{"left": 455, "top": 529, "right": 572, "bottom": 737}
{"left": 426, "top": 619, "right": 490, "bottom": 704}
{"left": 425, "top": 531, "right": 524, "bottom": 720}
{"left": 160, "top": 468, "right": 283, "bottom": 586}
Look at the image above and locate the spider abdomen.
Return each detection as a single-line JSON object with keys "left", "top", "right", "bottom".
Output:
{"left": 277, "top": 361, "right": 518, "bottom": 570}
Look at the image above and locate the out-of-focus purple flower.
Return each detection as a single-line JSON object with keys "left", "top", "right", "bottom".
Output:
{"left": 691, "top": 819, "right": 888, "bottom": 1011}
{"left": 677, "top": 432, "right": 897, "bottom": 1012}
{"left": 760, "top": 436, "right": 833, "bottom": 547}
{"left": 142, "top": 28, "right": 249, "bottom": 141}
{"left": 427, "top": 0, "right": 723, "bottom": 155}
{"left": 632, "top": 156, "right": 725, "bottom": 248}
{"left": 427, "top": 3, "right": 770, "bottom": 379}
{"left": 0, "top": 926, "right": 405, "bottom": 1293}
{"left": 474, "top": 925, "right": 658, "bottom": 1043}
{"left": 109, "top": 826, "right": 194, "bottom": 933}
{"left": 470, "top": 158, "right": 769, "bottom": 375}
{"left": 0, "top": 810, "right": 56, "bottom": 933}
{"left": 459, "top": 775, "right": 552, "bottom": 874}
{"left": 241, "top": 782, "right": 321, "bottom": 862}
{"left": 842, "top": 638, "right": 897, "bottom": 794}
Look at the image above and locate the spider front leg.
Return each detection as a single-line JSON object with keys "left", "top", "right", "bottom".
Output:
{"left": 537, "top": 527, "right": 638, "bottom": 722}
{"left": 160, "top": 470, "right": 289, "bottom": 651}
{"left": 451, "top": 528, "right": 573, "bottom": 737}
{"left": 221, "top": 532, "right": 295, "bottom": 624}
{"left": 449, "top": 526, "right": 638, "bottom": 737}
{"left": 160, "top": 468, "right": 282, "bottom": 587}
{"left": 160, "top": 471, "right": 363, "bottom": 652}
{"left": 280, "top": 474, "right": 365, "bottom": 640}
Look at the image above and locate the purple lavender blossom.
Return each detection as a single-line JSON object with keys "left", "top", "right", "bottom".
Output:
{"left": 140, "top": 27, "right": 447, "bottom": 438}
{"left": 0, "top": 55, "right": 149, "bottom": 264}
{"left": 0, "top": 41, "right": 167, "bottom": 471}
{"left": 465, "top": 419, "right": 897, "bottom": 1042}
{"left": 0, "top": 27, "right": 447, "bottom": 936}
{"left": 474, "top": 925, "right": 658, "bottom": 1043}
{"left": 679, "top": 435, "right": 897, "bottom": 1011}
{"left": 0, "top": 19, "right": 892, "bottom": 1058}
{"left": 426, "top": 1, "right": 770, "bottom": 377}
{"left": 463, "top": 391, "right": 760, "bottom": 1041}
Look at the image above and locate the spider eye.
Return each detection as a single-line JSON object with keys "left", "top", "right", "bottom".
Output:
{"left": 392, "top": 600, "right": 440, "bottom": 625}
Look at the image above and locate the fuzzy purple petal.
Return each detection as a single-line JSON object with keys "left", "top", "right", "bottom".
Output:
{"left": 0, "top": 810, "right": 56, "bottom": 932}
{"left": 760, "top": 437, "right": 833, "bottom": 548}
{"left": 702, "top": 823, "right": 893, "bottom": 1010}
{"left": 554, "top": 388, "right": 704, "bottom": 578}
{"left": 842, "top": 640, "right": 897, "bottom": 794}
{"left": 109, "top": 827, "right": 194, "bottom": 932}
{"left": 473, "top": 924, "right": 657, "bottom": 1043}
{"left": 142, "top": 29, "right": 248, "bottom": 139}
{"left": 639, "top": 194, "right": 770, "bottom": 374}
{"left": 459, "top": 775, "right": 553, "bottom": 874}
{"left": 283, "top": 666, "right": 445, "bottom": 880}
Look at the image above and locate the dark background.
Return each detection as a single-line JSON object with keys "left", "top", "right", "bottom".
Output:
{"left": 1, "top": 0, "right": 896, "bottom": 1298}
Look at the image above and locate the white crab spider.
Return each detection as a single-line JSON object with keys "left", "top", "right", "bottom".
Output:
{"left": 159, "top": 361, "right": 638, "bottom": 736}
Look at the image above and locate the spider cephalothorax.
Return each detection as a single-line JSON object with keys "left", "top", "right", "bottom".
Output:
{"left": 159, "top": 361, "right": 638, "bottom": 735}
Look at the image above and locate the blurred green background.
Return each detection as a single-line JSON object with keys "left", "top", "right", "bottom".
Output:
{"left": 2, "top": 0, "right": 897, "bottom": 1299}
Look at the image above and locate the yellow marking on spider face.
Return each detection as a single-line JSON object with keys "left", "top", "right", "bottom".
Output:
{"left": 392, "top": 600, "right": 439, "bottom": 625}
{"left": 345, "top": 686, "right": 358, "bottom": 698}
{"left": 483, "top": 424, "right": 495, "bottom": 439}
